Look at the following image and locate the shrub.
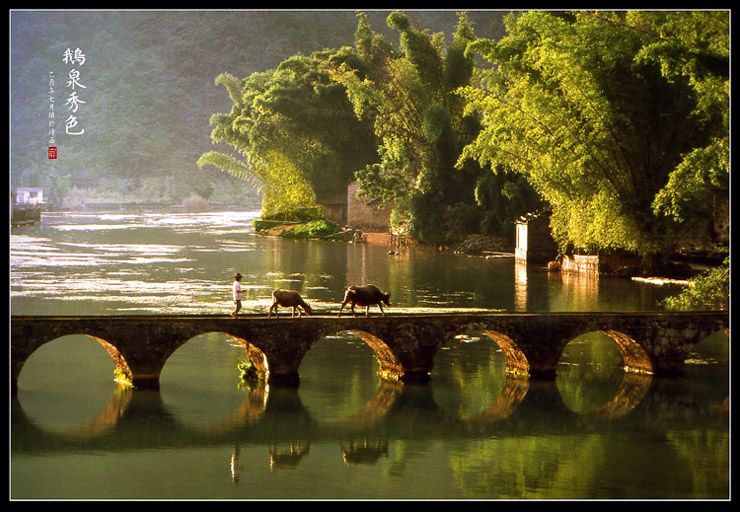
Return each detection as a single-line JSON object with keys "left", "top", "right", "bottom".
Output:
{"left": 281, "top": 220, "right": 343, "bottom": 239}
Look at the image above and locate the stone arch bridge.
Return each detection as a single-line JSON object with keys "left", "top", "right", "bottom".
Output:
{"left": 11, "top": 311, "right": 728, "bottom": 393}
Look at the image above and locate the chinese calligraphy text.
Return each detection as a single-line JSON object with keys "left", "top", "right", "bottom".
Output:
{"left": 62, "top": 47, "right": 86, "bottom": 136}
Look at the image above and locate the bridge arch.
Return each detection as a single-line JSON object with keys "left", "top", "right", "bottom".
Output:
{"left": 298, "top": 334, "right": 398, "bottom": 429}
{"left": 161, "top": 331, "right": 270, "bottom": 384}
{"left": 157, "top": 331, "right": 269, "bottom": 430}
{"left": 339, "top": 329, "right": 406, "bottom": 381}
{"left": 599, "top": 329, "right": 654, "bottom": 375}
{"left": 13, "top": 332, "right": 132, "bottom": 392}
{"left": 429, "top": 330, "right": 530, "bottom": 425}
{"left": 479, "top": 329, "right": 530, "bottom": 377}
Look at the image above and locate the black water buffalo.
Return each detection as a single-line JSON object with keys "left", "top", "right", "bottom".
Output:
{"left": 268, "top": 289, "right": 313, "bottom": 318}
{"left": 338, "top": 284, "right": 391, "bottom": 317}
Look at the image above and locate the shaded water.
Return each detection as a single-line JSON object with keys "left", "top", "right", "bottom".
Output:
{"left": 10, "top": 207, "right": 729, "bottom": 500}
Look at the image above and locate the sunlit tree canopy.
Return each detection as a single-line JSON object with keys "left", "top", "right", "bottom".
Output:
{"left": 199, "top": 53, "right": 377, "bottom": 215}
{"left": 458, "top": 11, "right": 728, "bottom": 260}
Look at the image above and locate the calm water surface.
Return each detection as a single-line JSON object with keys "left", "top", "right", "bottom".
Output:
{"left": 10, "top": 207, "right": 729, "bottom": 500}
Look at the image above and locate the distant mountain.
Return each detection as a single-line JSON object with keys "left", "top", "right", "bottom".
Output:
{"left": 10, "top": 10, "right": 506, "bottom": 203}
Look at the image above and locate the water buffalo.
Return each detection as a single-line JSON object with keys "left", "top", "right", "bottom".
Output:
{"left": 268, "top": 289, "right": 313, "bottom": 318}
{"left": 338, "top": 284, "right": 391, "bottom": 317}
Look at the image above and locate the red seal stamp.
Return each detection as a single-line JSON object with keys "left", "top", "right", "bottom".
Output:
{"left": 48, "top": 147, "right": 57, "bottom": 159}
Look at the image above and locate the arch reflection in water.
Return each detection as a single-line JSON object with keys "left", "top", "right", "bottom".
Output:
{"left": 557, "top": 331, "right": 652, "bottom": 418}
{"left": 296, "top": 332, "right": 382, "bottom": 425}
{"left": 433, "top": 332, "right": 528, "bottom": 425}
{"left": 13, "top": 329, "right": 726, "bottom": 465}
{"left": 16, "top": 334, "right": 122, "bottom": 436}
{"left": 14, "top": 386, "right": 134, "bottom": 441}
{"left": 159, "top": 332, "right": 265, "bottom": 430}
{"left": 15, "top": 327, "right": 684, "bottom": 441}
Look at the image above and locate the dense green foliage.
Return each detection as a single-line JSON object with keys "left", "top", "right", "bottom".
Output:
{"left": 195, "top": 12, "right": 539, "bottom": 242}
{"left": 198, "top": 52, "right": 378, "bottom": 215}
{"left": 327, "top": 12, "right": 542, "bottom": 244}
{"left": 635, "top": 11, "right": 730, "bottom": 223}
{"left": 458, "top": 11, "right": 728, "bottom": 262}
{"left": 662, "top": 257, "right": 729, "bottom": 310}
{"left": 200, "top": 10, "right": 727, "bottom": 259}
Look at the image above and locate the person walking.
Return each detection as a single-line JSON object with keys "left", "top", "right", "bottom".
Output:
{"left": 231, "top": 272, "right": 245, "bottom": 318}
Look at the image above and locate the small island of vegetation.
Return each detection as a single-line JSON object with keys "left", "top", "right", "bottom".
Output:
{"left": 253, "top": 207, "right": 349, "bottom": 240}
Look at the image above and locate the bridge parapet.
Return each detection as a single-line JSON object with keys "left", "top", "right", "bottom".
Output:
{"left": 11, "top": 311, "right": 728, "bottom": 393}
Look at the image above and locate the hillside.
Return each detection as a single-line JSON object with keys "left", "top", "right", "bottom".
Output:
{"left": 10, "top": 10, "right": 506, "bottom": 206}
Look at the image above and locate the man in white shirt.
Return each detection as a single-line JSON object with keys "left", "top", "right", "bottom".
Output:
{"left": 231, "top": 272, "right": 245, "bottom": 318}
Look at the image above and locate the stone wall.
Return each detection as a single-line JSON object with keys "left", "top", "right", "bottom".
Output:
{"left": 346, "top": 181, "right": 392, "bottom": 233}
{"left": 560, "top": 255, "right": 600, "bottom": 275}
{"left": 560, "top": 253, "right": 641, "bottom": 276}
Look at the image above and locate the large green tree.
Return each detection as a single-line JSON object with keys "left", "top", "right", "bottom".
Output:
{"left": 632, "top": 11, "right": 729, "bottom": 224}
{"left": 331, "top": 11, "right": 541, "bottom": 244}
{"left": 459, "top": 11, "right": 728, "bottom": 265}
{"left": 199, "top": 52, "right": 376, "bottom": 215}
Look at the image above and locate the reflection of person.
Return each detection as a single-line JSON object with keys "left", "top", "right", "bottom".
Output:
{"left": 231, "top": 273, "right": 245, "bottom": 318}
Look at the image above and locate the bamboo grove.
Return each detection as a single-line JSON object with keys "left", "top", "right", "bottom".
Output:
{"left": 198, "top": 11, "right": 729, "bottom": 271}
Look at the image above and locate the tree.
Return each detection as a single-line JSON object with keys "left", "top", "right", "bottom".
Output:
{"left": 199, "top": 52, "right": 376, "bottom": 215}
{"left": 331, "top": 11, "right": 540, "bottom": 245}
{"left": 459, "top": 11, "right": 728, "bottom": 266}
{"left": 44, "top": 168, "right": 73, "bottom": 206}
{"left": 662, "top": 256, "right": 729, "bottom": 310}
{"left": 632, "top": 11, "right": 729, "bottom": 225}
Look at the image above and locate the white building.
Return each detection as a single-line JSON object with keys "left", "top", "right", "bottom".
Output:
{"left": 15, "top": 187, "right": 44, "bottom": 205}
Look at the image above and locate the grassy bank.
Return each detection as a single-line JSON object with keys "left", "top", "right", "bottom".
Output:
{"left": 254, "top": 207, "right": 346, "bottom": 240}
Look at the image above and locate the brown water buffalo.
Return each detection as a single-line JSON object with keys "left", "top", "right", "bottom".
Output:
{"left": 338, "top": 284, "right": 391, "bottom": 317}
{"left": 268, "top": 289, "right": 313, "bottom": 318}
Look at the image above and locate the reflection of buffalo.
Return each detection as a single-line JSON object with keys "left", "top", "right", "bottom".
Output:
{"left": 268, "top": 289, "right": 312, "bottom": 318}
{"left": 340, "top": 439, "right": 389, "bottom": 466}
{"left": 269, "top": 441, "right": 310, "bottom": 471}
{"left": 338, "top": 284, "right": 391, "bottom": 317}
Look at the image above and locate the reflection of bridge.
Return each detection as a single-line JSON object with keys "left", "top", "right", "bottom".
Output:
{"left": 11, "top": 311, "right": 728, "bottom": 392}
{"left": 10, "top": 374, "right": 728, "bottom": 462}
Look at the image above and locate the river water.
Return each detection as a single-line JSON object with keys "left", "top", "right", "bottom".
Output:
{"left": 10, "top": 207, "right": 729, "bottom": 500}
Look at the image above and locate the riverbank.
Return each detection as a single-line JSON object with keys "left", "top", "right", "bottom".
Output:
{"left": 442, "top": 233, "right": 727, "bottom": 297}
{"left": 11, "top": 204, "right": 42, "bottom": 227}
